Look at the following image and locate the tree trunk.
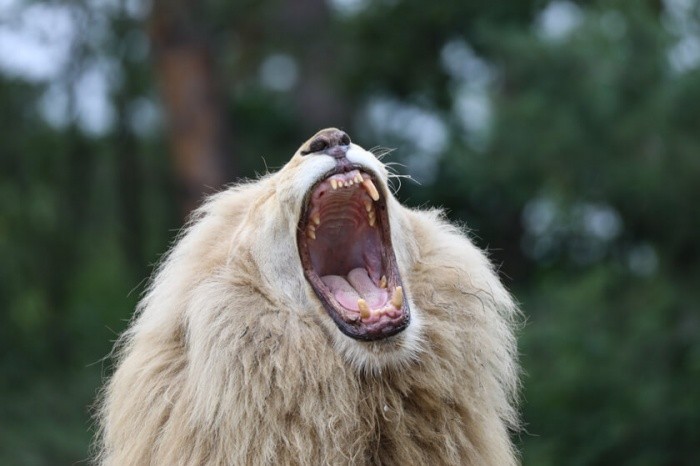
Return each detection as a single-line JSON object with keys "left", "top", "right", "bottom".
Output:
{"left": 279, "top": 0, "right": 353, "bottom": 133}
{"left": 149, "top": 0, "right": 235, "bottom": 218}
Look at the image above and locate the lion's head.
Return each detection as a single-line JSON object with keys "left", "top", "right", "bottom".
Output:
{"left": 246, "top": 127, "right": 422, "bottom": 370}
{"left": 293, "top": 128, "right": 410, "bottom": 340}
{"left": 97, "top": 128, "right": 520, "bottom": 466}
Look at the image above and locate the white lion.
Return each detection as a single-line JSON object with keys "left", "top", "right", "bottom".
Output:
{"left": 96, "top": 128, "right": 520, "bottom": 465}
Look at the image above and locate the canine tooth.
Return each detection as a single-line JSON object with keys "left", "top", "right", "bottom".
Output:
{"left": 362, "top": 179, "right": 380, "bottom": 201}
{"left": 358, "top": 299, "right": 370, "bottom": 319}
{"left": 390, "top": 286, "right": 403, "bottom": 309}
{"left": 379, "top": 275, "right": 387, "bottom": 289}
{"left": 311, "top": 212, "right": 321, "bottom": 225}
{"left": 330, "top": 179, "right": 338, "bottom": 190}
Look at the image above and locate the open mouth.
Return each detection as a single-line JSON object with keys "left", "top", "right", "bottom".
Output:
{"left": 297, "top": 166, "right": 410, "bottom": 341}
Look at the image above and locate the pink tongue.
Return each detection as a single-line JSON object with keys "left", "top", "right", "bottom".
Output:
{"left": 321, "top": 268, "right": 388, "bottom": 310}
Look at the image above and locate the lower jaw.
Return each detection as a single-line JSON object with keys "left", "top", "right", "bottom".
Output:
{"left": 328, "top": 312, "right": 410, "bottom": 341}
{"left": 299, "top": 238, "right": 410, "bottom": 340}
{"left": 304, "top": 272, "right": 410, "bottom": 341}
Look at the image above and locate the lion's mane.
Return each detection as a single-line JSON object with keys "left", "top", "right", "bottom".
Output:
{"left": 95, "top": 139, "right": 520, "bottom": 465}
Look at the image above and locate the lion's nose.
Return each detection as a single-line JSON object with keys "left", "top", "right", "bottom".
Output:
{"left": 300, "top": 129, "right": 352, "bottom": 158}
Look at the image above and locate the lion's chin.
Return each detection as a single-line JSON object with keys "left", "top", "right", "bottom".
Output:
{"left": 297, "top": 165, "right": 410, "bottom": 341}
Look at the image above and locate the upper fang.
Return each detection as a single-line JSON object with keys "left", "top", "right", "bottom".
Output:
{"left": 362, "top": 179, "right": 380, "bottom": 201}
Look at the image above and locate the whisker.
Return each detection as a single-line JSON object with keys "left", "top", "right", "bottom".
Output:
{"left": 388, "top": 172, "right": 421, "bottom": 190}
{"left": 383, "top": 162, "right": 408, "bottom": 176}
{"left": 370, "top": 146, "right": 397, "bottom": 160}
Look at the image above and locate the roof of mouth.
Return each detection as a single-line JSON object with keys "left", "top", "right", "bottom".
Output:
{"left": 304, "top": 169, "right": 382, "bottom": 279}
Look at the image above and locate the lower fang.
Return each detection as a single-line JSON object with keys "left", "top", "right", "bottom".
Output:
{"left": 358, "top": 299, "right": 370, "bottom": 319}
{"left": 391, "top": 286, "right": 403, "bottom": 309}
{"left": 379, "top": 276, "right": 387, "bottom": 289}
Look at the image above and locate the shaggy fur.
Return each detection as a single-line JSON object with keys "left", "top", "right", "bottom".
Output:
{"left": 95, "top": 131, "right": 521, "bottom": 465}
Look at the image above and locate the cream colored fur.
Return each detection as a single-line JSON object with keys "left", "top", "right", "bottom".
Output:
{"left": 95, "top": 134, "right": 520, "bottom": 465}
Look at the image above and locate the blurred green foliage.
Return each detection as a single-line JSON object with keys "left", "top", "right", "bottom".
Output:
{"left": 1, "top": 0, "right": 698, "bottom": 464}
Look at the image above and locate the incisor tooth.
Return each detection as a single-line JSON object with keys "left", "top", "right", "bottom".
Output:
{"left": 391, "top": 286, "right": 403, "bottom": 309}
{"left": 355, "top": 174, "right": 363, "bottom": 183}
{"left": 311, "top": 212, "right": 321, "bottom": 225}
{"left": 330, "top": 179, "right": 338, "bottom": 190}
{"left": 379, "top": 275, "right": 387, "bottom": 289}
{"left": 362, "top": 179, "right": 380, "bottom": 201}
{"left": 358, "top": 299, "right": 370, "bottom": 319}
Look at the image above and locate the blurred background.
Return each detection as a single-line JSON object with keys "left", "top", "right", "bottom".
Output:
{"left": 1, "top": 0, "right": 699, "bottom": 464}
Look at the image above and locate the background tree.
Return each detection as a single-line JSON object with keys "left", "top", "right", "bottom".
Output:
{"left": 0, "top": 0, "right": 698, "bottom": 464}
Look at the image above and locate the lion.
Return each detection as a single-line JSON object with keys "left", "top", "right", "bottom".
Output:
{"left": 95, "top": 128, "right": 520, "bottom": 465}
